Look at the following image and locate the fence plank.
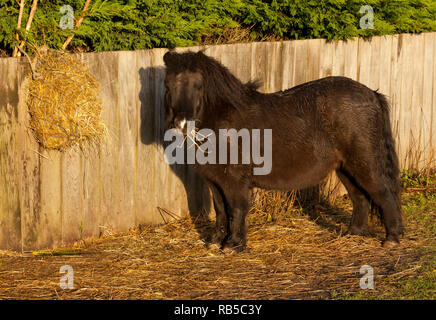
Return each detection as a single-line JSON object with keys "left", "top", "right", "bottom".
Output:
{"left": 137, "top": 49, "right": 161, "bottom": 225}
{"left": 398, "top": 34, "right": 414, "bottom": 169}
{"left": 79, "top": 53, "right": 102, "bottom": 239}
{"left": 369, "top": 36, "right": 381, "bottom": 91}
{"left": 432, "top": 33, "right": 436, "bottom": 167}
{"left": 117, "top": 51, "right": 138, "bottom": 231}
{"left": 280, "top": 40, "right": 296, "bottom": 90}
{"left": 306, "top": 39, "right": 321, "bottom": 82}
{"left": 265, "top": 42, "right": 283, "bottom": 92}
{"left": 408, "top": 35, "right": 425, "bottom": 169}
{"left": 17, "top": 58, "right": 43, "bottom": 251}
{"left": 235, "top": 43, "right": 252, "bottom": 84}
{"left": 154, "top": 48, "right": 183, "bottom": 216}
{"left": 98, "top": 52, "right": 120, "bottom": 233}
{"left": 61, "top": 149, "right": 82, "bottom": 244}
{"left": 37, "top": 150, "right": 62, "bottom": 248}
{"left": 344, "top": 38, "right": 359, "bottom": 80}
{"left": 331, "top": 40, "right": 346, "bottom": 77}
{"left": 293, "top": 39, "right": 308, "bottom": 86}
{"left": 389, "top": 35, "right": 401, "bottom": 158}
{"left": 221, "top": 43, "right": 238, "bottom": 78}
{"left": 378, "top": 36, "right": 392, "bottom": 99}
{"left": 251, "top": 42, "right": 267, "bottom": 93}
{"left": 421, "top": 33, "right": 435, "bottom": 169}
{"left": 0, "top": 58, "right": 22, "bottom": 251}
{"left": 357, "top": 37, "right": 372, "bottom": 88}
{"left": 319, "top": 39, "right": 334, "bottom": 79}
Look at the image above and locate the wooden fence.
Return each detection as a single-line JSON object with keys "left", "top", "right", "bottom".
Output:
{"left": 1, "top": 32, "right": 435, "bottom": 251}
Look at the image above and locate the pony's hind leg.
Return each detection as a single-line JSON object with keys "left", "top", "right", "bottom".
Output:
{"left": 342, "top": 164, "right": 404, "bottom": 245}
{"left": 336, "top": 170, "right": 371, "bottom": 236}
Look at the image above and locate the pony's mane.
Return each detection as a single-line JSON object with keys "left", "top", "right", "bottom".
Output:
{"left": 164, "top": 51, "right": 261, "bottom": 110}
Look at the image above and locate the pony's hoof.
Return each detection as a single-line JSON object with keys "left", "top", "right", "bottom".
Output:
{"left": 383, "top": 240, "right": 399, "bottom": 249}
{"left": 221, "top": 247, "right": 239, "bottom": 255}
{"left": 346, "top": 225, "right": 371, "bottom": 236}
{"left": 209, "top": 243, "right": 221, "bottom": 250}
{"left": 221, "top": 241, "right": 245, "bottom": 254}
{"left": 210, "top": 231, "right": 226, "bottom": 245}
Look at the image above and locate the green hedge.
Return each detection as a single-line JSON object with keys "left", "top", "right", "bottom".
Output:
{"left": 1, "top": 0, "right": 435, "bottom": 54}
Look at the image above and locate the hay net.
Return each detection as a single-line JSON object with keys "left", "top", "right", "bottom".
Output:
{"left": 26, "top": 48, "right": 107, "bottom": 151}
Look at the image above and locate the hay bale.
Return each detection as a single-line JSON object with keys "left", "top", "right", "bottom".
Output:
{"left": 26, "top": 49, "right": 107, "bottom": 151}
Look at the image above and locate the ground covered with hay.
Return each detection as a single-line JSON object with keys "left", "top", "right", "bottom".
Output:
{"left": 0, "top": 187, "right": 434, "bottom": 300}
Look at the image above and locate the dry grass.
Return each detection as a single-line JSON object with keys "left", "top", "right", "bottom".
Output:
{"left": 0, "top": 194, "right": 431, "bottom": 300}
{"left": 26, "top": 48, "right": 107, "bottom": 151}
{"left": 201, "top": 27, "right": 283, "bottom": 46}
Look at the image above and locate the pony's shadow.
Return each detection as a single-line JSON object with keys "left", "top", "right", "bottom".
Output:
{"left": 139, "top": 66, "right": 214, "bottom": 243}
{"left": 305, "top": 195, "right": 383, "bottom": 240}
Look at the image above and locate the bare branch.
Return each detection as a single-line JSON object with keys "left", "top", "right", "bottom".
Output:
{"left": 24, "top": 0, "right": 38, "bottom": 31}
{"left": 12, "top": 0, "right": 25, "bottom": 57}
{"left": 17, "top": 44, "right": 39, "bottom": 80}
{"left": 62, "top": 0, "right": 92, "bottom": 50}
{"left": 15, "top": 0, "right": 38, "bottom": 56}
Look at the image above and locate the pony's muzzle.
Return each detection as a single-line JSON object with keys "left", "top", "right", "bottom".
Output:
{"left": 174, "top": 117, "right": 187, "bottom": 133}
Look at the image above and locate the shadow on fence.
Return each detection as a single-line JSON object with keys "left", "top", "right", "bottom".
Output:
{"left": 138, "top": 66, "right": 214, "bottom": 243}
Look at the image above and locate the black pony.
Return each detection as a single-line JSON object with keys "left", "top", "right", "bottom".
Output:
{"left": 163, "top": 50, "right": 403, "bottom": 252}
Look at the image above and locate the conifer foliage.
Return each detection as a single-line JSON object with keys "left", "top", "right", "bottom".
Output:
{"left": 0, "top": 0, "right": 435, "bottom": 55}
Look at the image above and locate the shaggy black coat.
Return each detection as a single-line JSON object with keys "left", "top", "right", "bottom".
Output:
{"left": 163, "top": 51, "right": 403, "bottom": 252}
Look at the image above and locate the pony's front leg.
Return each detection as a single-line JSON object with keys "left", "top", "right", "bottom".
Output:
{"left": 221, "top": 185, "right": 250, "bottom": 253}
{"left": 208, "top": 182, "right": 228, "bottom": 246}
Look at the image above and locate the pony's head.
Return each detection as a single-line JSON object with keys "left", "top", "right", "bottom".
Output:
{"left": 163, "top": 51, "right": 206, "bottom": 133}
{"left": 163, "top": 50, "right": 259, "bottom": 134}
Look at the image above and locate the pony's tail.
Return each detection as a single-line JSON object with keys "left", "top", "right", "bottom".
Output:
{"left": 371, "top": 93, "right": 402, "bottom": 220}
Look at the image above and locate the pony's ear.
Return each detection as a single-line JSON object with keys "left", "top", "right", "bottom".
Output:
{"left": 163, "top": 51, "right": 177, "bottom": 67}
{"left": 196, "top": 50, "right": 207, "bottom": 58}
